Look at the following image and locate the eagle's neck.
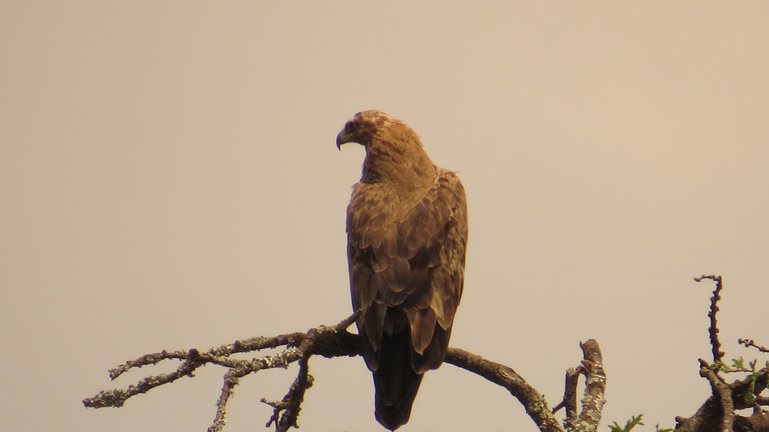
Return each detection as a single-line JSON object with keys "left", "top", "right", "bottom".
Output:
{"left": 361, "top": 137, "right": 436, "bottom": 190}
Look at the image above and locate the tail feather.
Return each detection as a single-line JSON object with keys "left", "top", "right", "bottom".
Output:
{"left": 373, "top": 328, "right": 423, "bottom": 430}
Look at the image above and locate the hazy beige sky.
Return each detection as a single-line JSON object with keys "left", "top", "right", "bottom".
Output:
{"left": 2, "top": 2, "right": 768, "bottom": 431}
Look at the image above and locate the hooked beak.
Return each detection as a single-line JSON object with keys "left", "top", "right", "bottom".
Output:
{"left": 336, "top": 129, "right": 354, "bottom": 150}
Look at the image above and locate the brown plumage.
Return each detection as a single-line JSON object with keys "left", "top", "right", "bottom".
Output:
{"left": 337, "top": 110, "right": 468, "bottom": 430}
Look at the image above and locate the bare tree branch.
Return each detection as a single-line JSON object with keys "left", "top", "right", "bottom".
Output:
{"left": 85, "top": 312, "right": 604, "bottom": 432}
{"left": 444, "top": 348, "right": 563, "bottom": 432}
{"left": 552, "top": 365, "right": 582, "bottom": 425}
{"left": 261, "top": 356, "right": 313, "bottom": 432}
{"left": 86, "top": 273, "right": 769, "bottom": 432}
{"left": 84, "top": 313, "right": 360, "bottom": 432}
{"left": 577, "top": 339, "right": 606, "bottom": 432}
{"left": 740, "top": 339, "right": 769, "bottom": 354}
{"left": 694, "top": 274, "right": 725, "bottom": 364}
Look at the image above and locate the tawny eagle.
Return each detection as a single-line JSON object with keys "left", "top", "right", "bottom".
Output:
{"left": 337, "top": 110, "right": 468, "bottom": 430}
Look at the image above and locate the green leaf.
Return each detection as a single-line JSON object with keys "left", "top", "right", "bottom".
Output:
{"left": 609, "top": 414, "right": 644, "bottom": 432}
{"left": 731, "top": 357, "right": 744, "bottom": 370}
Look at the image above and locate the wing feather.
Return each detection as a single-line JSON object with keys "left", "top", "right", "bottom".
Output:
{"left": 347, "top": 168, "right": 467, "bottom": 372}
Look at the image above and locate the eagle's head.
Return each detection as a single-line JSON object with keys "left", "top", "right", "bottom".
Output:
{"left": 336, "top": 110, "right": 402, "bottom": 149}
{"left": 336, "top": 110, "right": 435, "bottom": 185}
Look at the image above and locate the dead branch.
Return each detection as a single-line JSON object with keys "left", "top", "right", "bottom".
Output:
{"left": 577, "top": 339, "right": 607, "bottom": 432}
{"left": 84, "top": 312, "right": 361, "bottom": 431}
{"left": 552, "top": 365, "right": 582, "bottom": 426}
{"left": 443, "top": 347, "right": 563, "bottom": 432}
{"left": 260, "top": 356, "right": 313, "bottom": 432}
{"left": 85, "top": 313, "right": 605, "bottom": 432}
{"left": 548, "top": 341, "right": 606, "bottom": 432}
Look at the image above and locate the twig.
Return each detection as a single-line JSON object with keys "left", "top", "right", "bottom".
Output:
{"left": 262, "top": 356, "right": 313, "bottom": 432}
{"left": 694, "top": 275, "right": 725, "bottom": 363}
{"left": 208, "top": 369, "right": 240, "bottom": 432}
{"left": 85, "top": 358, "right": 204, "bottom": 408}
{"left": 739, "top": 339, "right": 769, "bottom": 354}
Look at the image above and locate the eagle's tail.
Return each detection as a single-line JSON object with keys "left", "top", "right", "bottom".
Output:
{"left": 372, "top": 327, "right": 424, "bottom": 431}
